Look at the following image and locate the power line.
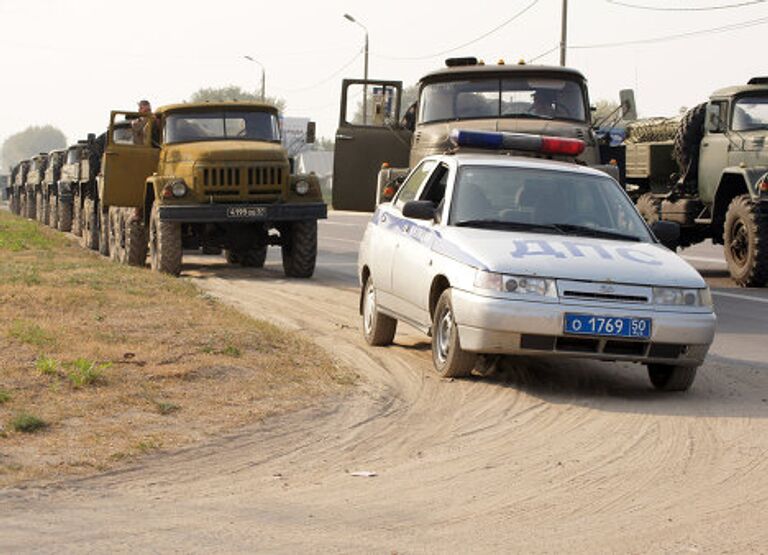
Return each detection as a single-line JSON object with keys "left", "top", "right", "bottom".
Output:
{"left": 527, "top": 44, "right": 560, "bottom": 63}
{"left": 373, "top": 0, "right": 539, "bottom": 61}
{"left": 606, "top": 0, "right": 766, "bottom": 11}
{"left": 272, "top": 49, "right": 363, "bottom": 93}
{"left": 572, "top": 15, "right": 768, "bottom": 49}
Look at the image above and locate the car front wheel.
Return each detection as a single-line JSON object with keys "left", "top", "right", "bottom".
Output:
{"left": 362, "top": 276, "right": 397, "bottom": 346}
{"left": 647, "top": 363, "right": 698, "bottom": 391}
{"left": 432, "top": 289, "right": 476, "bottom": 378}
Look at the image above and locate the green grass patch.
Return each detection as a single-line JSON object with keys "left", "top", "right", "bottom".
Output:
{"left": 0, "top": 389, "right": 11, "bottom": 404}
{"left": 36, "top": 355, "right": 59, "bottom": 376}
{"left": 8, "top": 320, "right": 55, "bottom": 347}
{"left": 0, "top": 218, "right": 60, "bottom": 252}
{"left": 66, "top": 358, "right": 110, "bottom": 388}
{"left": 221, "top": 345, "right": 241, "bottom": 357}
{"left": 10, "top": 413, "right": 48, "bottom": 433}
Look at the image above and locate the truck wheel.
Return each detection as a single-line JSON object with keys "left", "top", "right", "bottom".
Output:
{"left": 108, "top": 207, "right": 125, "bottom": 263}
{"left": 281, "top": 220, "right": 317, "bottom": 278}
{"left": 647, "top": 364, "right": 698, "bottom": 391}
{"left": 124, "top": 208, "right": 148, "bottom": 267}
{"left": 35, "top": 191, "right": 44, "bottom": 223}
{"left": 99, "top": 204, "right": 110, "bottom": 257}
{"left": 673, "top": 103, "right": 707, "bottom": 181}
{"left": 723, "top": 195, "right": 768, "bottom": 287}
{"left": 50, "top": 195, "right": 59, "bottom": 229}
{"left": 58, "top": 199, "right": 73, "bottom": 232}
{"left": 43, "top": 193, "right": 51, "bottom": 226}
{"left": 81, "top": 198, "right": 99, "bottom": 250}
{"left": 71, "top": 190, "right": 82, "bottom": 237}
{"left": 149, "top": 204, "right": 181, "bottom": 275}
{"left": 224, "top": 250, "right": 240, "bottom": 264}
{"left": 26, "top": 191, "right": 36, "bottom": 219}
{"left": 362, "top": 276, "right": 397, "bottom": 346}
{"left": 636, "top": 193, "right": 661, "bottom": 225}
{"left": 239, "top": 245, "right": 267, "bottom": 268}
{"left": 432, "top": 289, "right": 476, "bottom": 378}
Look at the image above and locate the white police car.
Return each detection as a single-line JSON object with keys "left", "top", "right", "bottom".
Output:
{"left": 358, "top": 130, "right": 716, "bottom": 391}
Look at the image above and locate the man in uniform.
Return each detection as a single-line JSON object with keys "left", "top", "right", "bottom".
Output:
{"left": 132, "top": 99, "right": 153, "bottom": 145}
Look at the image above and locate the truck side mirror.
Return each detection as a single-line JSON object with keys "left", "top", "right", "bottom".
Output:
{"left": 306, "top": 121, "right": 316, "bottom": 144}
{"left": 619, "top": 89, "right": 637, "bottom": 121}
{"left": 651, "top": 220, "right": 680, "bottom": 250}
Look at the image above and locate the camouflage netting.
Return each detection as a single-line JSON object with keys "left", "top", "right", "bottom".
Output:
{"left": 624, "top": 117, "right": 681, "bottom": 144}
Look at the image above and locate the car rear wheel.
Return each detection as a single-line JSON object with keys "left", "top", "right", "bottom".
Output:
{"left": 432, "top": 289, "right": 476, "bottom": 378}
{"left": 647, "top": 363, "right": 698, "bottom": 391}
{"left": 362, "top": 276, "right": 397, "bottom": 346}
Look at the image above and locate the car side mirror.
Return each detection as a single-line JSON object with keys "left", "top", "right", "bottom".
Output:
{"left": 651, "top": 220, "right": 680, "bottom": 250}
{"left": 402, "top": 200, "right": 436, "bottom": 221}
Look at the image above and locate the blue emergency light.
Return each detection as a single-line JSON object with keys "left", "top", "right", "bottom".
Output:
{"left": 449, "top": 129, "right": 586, "bottom": 157}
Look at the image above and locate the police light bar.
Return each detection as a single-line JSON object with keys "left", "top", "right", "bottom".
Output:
{"left": 450, "top": 129, "right": 586, "bottom": 157}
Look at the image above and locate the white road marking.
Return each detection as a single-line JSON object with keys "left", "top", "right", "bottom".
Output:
{"left": 712, "top": 290, "right": 768, "bottom": 304}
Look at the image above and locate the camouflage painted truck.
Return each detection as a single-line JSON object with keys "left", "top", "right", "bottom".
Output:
{"left": 25, "top": 154, "right": 47, "bottom": 221}
{"left": 41, "top": 149, "right": 66, "bottom": 228}
{"left": 98, "top": 101, "right": 326, "bottom": 276}
{"left": 625, "top": 78, "right": 768, "bottom": 287}
{"left": 58, "top": 143, "right": 86, "bottom": 233}
{"left": 9, "top": 161, "right": 27, "bottom": 215}
{"left": 333, "top": 57, "right": 620, "bottom": 211}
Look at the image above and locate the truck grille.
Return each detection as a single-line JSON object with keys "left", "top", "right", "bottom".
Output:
{"left": 199, "top": 164, "right": 285, "bottom": 200}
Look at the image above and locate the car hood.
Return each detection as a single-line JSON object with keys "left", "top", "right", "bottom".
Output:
{"left": 435, "top": 227, "right": 706, "bottom": 288}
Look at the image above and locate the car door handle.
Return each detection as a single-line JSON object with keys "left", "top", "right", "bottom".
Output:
{"left": 336, "top": 134, "right": 354, "bottom": 141}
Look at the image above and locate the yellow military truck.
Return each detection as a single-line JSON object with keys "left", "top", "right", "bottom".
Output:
{"left": 99, "top": 101, "right": 326, "bottom": 276}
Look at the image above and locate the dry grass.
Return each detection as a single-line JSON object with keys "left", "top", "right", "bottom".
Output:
{"left": 0, "top": 211, "right": 352, "bottom": 487}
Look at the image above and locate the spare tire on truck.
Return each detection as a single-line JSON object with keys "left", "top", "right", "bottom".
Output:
{"left": 673, "top": 103, "right": 707, "bottom": 182}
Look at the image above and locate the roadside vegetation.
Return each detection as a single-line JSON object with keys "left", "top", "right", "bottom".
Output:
{"left": 0, "top": 211, "right": 352, "bottom": 487}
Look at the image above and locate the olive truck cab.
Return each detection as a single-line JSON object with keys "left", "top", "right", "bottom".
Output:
{"left": 99, "top": 101, "right": 326, "bottom": 276}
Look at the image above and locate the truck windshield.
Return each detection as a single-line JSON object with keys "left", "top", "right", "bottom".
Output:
{"left": 732, "top": 96, "right": 768, "bottom": 131}
{"left": 419, "top": 78, "right": 587, "bottom": 124}
{"left": 164, "top": 111, "right": 281, "bottom": 144}
{"left": 450, "top": 165, "right": 652, "bottom": 242}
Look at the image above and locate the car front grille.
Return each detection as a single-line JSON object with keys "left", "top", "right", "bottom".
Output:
{"left": 558, "top": 280, "right": 651, "bottom": 304}
{"left": 520, "top": 334, "right": 686, "bottom": 359}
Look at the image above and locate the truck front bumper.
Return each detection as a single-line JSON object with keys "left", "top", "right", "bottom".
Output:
{"left": 158, "top": 202, "right": 327, "bottom": 223}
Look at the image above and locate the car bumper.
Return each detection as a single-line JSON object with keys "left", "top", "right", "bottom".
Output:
{"left": 158, "top": 202, "right": 327, "bottom": 223}
{"left": 452, "top": 289, "right": 716, "bottom": 366}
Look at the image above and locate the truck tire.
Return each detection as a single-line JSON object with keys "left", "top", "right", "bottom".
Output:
{"left": 124, "top": 208, "right": 148, "bottom": 267}
{"left": 58, "top": 199, "right": 73, "bottom": 232}
{"left": 723, "top": 195, "right": 768, "bottom": 287}
{"left": 19, "top": 191, "right": 27, "bottom": 218}
{"left": 224, "top": 250, "right": 240, "bottom": 264}
{"left": 673, "top": 103, "right": 707, "bottom": 181}
{"left": 239, "top": 245, "right": 267, "bottom": 267}
{"left": 432, "top": 289, "right": 476, "bottom": 378}
{"left": 35, "top": 191, "right": 44, "bottom": 223}
{"left": 71, "top": 189, "right": 82, "bottom": 237}
{"left": 108, "top": 207, "right": 125, "bottom": 263}
{"left": 81, "top": 198, "right": 99, "bottom": 250}
{"left": 99, "top": 204, "right": 110, "bottom": 257}
{"left": 149, "top": 204, "right": 181, "bottom": 275}
{"left": 43, "top": 193, "right": 51, "bottom": 226}
{"left": 281, "top": 220, "right": 317, "bottom": 278}
{"left": 362, "top": 276, "right": 397, "bottom": 346}
{"left": 50, "top": 195, "right": 59, "bottom": 229}
{"left": 647, "top": 363, "right": 697, "bottom": 391}
{"left": 636, "top": 193, "right": 661, "bottom": 225}
{"left": 25, "top": 190, "right": 36, "bottom": 219}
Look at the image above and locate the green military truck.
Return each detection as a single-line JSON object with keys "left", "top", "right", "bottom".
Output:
{"left": 626, "top": 77, "right": 768, "bottom": 287}
{"left": 25, "top": 154, "right": 47, "bottom": 221}
{"left": 1, "top": 173, "right": 8, "bottom": 204}
{"left": 58, "top": 143, "right": 87, "bottom": 233}
{"left": 72, "top": 134, "right": 105, "bottom": 251}
{"left": 9, "top": 162, "right": 26, "bottom": 215}
{"left": 42, "top": 149, "right": 66, "bottom": 228}
{"left": 333, "top": 58, "right": 615, "bottom": 211}
{"left": 98, "top": 101, "right": 326, "bottom": 276}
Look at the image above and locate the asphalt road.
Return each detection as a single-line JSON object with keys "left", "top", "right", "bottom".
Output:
{"left": 311, "top": 211, "right": 768, "bottom": 365}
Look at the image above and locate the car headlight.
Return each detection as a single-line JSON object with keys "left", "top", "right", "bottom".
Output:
{"left": 171, "top": 180, "right": 187, "bottom": 198}
{"left": 294, "top": 180, "right": 310, "bottom": 195}
{"left": 653, "top": 286, "right": 712, "bottom": 308}
{"left": 474, "top": 270, "right": 558, "bottom": 298}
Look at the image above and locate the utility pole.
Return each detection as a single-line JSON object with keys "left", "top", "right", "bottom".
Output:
{"left": 243, "top": 56, "right": 266, "bottom": 101}
{"left": 559, "top": 0, "right": 568, "bottom": 67}
{"left": 344, "top": 13, "right": 369, "bottom": 125}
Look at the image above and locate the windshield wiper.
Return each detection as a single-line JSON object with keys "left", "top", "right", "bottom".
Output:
{"left": 504, "top": 113, "right": 555, "bottom": 120}
{"left": 454, "top": 220, "right": 560, "bottom": 233}
{"left": 550, "top": 223, "right": 642, "bottom": 242}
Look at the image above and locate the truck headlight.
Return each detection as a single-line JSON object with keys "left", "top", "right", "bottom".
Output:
{"left": 474, "top": 270, "right": 558, "bottom": 298}
{"left": 171, "top": 180, "right": 188, "bottom": 198}
{"left": 294, "top": 180, "right": 310, "bottom": 195}
{"left": 653, "top": 286, "right": 712, "bottom": 308}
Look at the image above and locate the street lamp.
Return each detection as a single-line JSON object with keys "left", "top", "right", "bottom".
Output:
{"left": 343, "top": 13, "right": 369, "bottom": 125}
{"left": 243, "top": 55, "right": 266, "bottom": 101}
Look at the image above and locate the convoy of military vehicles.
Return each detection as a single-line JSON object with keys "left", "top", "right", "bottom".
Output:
{"left": 4, "top": 102, "right": 326, "bottom": 277}
{"left": 2, "top": 59, "right": 767, "bottom": 287}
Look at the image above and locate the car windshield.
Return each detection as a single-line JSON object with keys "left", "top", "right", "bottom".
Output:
{"left": 732, "top": 95, "right": 768, "bottom": 131}
{"left": 449, "top": 165, "right": 653, "bottom": 242}
{"left": 419, "top": 77, "right": 587, "bottom": 124}
{"left": 164, "top": 111, "right": 281, "bottom": 144}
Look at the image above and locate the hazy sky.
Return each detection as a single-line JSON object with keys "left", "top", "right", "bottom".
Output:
{"left": 1, "top": 0, "right": 766, "bottom": 168}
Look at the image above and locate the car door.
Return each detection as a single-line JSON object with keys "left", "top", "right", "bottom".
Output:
{"left": 100, "top": 111, "right": 160, "bottom": 208}
{"left": 372, "top": 160, "right": 437, "bottom": 316}
{"left": 390, "top": 162, "right": 449, "bottom": 325}
{"left": 332, "top": 79, "right": 412, "bottom": 212}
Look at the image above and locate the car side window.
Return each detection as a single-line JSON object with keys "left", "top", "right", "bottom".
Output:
{"left": 420, "top": 164, "right": 449, "bottom": 205}
{"left": 394, "top": 160, "right": 437, "bottom": 210}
